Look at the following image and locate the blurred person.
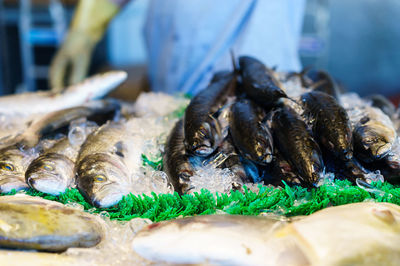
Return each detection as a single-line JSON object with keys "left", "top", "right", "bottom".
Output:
{"left": 50, "top": 0, "right": 305, "bottom": 95}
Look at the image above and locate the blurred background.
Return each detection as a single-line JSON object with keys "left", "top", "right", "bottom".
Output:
{"left": 0, "top": 0, "right": 399, "bottom": 104}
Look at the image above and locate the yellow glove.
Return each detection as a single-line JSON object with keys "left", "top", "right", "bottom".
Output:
{"left": 50, "top": 0, "right": 120, "bottom": 92}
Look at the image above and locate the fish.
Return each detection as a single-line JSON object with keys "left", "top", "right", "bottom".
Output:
{"left": 133, "top": 202, "right": 400, "bottom": 265}
{"left": 11, "top": 99, "right": 120, "bottom": 149}
{"left": 301, "top": 91, "right": 353, "bottom": 160}
{"left": 0, "top": 71, "right": 126, "bottom": 116}
{"left": 0, "top": 138, "right": 57, "bottom": 193}
{"left": 0, "top": 146, "right": 33, "bottom": 193}
{"left": 184, "top": 73, "right": 236, "bottom": 156}
{"left": 308, "top": 70, "right": 341, "bottom": 101}
{"left": 238, "top": 55, "right": 286, "bottom": 109}
{"left": 230, "top": 99, "right": 273, "bottom": 165}
{"left": 353, "top": 106, "right": 397, "bottom": 162}
{"left": 75, "top": 121, "right": 140, "bottom": 208}
{"left": 364, "top": 94, "right": 396, "bottom": 118}
{"left": 25, "top": 137, "right": 80, "bottom": 195}
{"left": 324, "top": 152, "right": 370, "bottom": 183}
{"left": 132, "top": 214, "right": 289, "bottom": 265}
{"left": 0, "top": 195, "right": 103, "bottom": 251}
{"left": 264, "top": 150, "right": 302, "bottom": 186}
{"left": 271, "top": 106, "right": 324, "bottom": 186}
{"left": 163, "top": 119, "right": 195, "bottom": 194}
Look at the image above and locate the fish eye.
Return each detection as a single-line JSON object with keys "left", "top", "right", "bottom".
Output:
{"left": 94, "top": 174, "right": 107, "bottom": 182}
{"left": 42, "top": 164, "right": 54, "bottom": 171}
{"left": 0, "top": 163, "right": 14, "bottom": 171}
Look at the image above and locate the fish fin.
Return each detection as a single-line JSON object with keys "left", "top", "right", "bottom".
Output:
{"left": 113, "top": 141, "right": 126, "bottom": 158}
{"left": 230, "top": 49, "right": 239, "bottom": 74}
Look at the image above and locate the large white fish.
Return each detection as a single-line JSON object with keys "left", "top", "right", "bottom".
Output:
{"left": 0, "top": 71, "right": 127, "bottom": 116}
{"left": 132, "top": 202, "right": 400, "bottom": 265}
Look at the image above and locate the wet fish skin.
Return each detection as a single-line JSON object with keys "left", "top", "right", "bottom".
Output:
{"left": 25, "top": 137, "right": 79, "bottom": 195}
{"left": 0, "top": 71, "right": 126, "bottom": 116}
{"left": 76, "top": 122, "right": 136, "bottom": 208}
{"left": 271, "top": 106, "right": 324, "bottom": 186}
{"left": 265, "top": 150, "right": 302, "bottom": 186}
{"left": 364, "top": 94, "right": 396, "bottom": 118}
{"left": 301, "top": 91, "right": 353, "bottom": 160}
{"left": 132, "top": 214, "right": 289, "bottom": 266}
{"left": 230, "top": 99, "right": 273, "bottom": 165}
{"left": 238, "top": 56, "right": 286, "bottom": 109}
{"left": 309, "top": 70, "right": 341, "bottom": 101}
{"left": 0, "top": 195, "right": 103, "bottom": 251}
{"left": 163, "top": 120, "right": 195, "bottom": 194}
{"left": 0, "top": 147, "right": 31, "bottom": 193}
{"left": 132, "top": 203, "right": 400, "bottom": 265}
{"left": 184, "top": 74, "right": 236, "bottom": 157}
{"left": 353, "top": 106, "right": 397, "bottom": 162}
{"left": 323, "top": 151, "right": 370, "bottom": 183}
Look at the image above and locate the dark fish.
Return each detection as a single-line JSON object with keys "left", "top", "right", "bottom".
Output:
{"left": 164, "top": 119, "right": 195, "bottom": 194}
{"left": 238, "top": 56, "right": 286, "bottom": 109}
{"left": 308, "top": 70, "right": 341, "bottom": 101}
{"left": 210, "top": 70, "right": 232, "bottom": 83}
{"left": 301, "top": 91, "right": 353, "bottom": 160}
{"left": 364, "top": 94, "right": 396, "bottom": 118}
{"left": 264, "top": 151, "right": 302, "bottom": 186}
{"left": 230, "top": 99, "right": 273, "bottom": 165}
{"left": 271, "top": 106, "right": 324, "bottom": 186}
{"left": 184, "top": 74, "right": 236, "bottom": 156}
{"left": 323, "top": 152, "right": 370, "bottom": 183}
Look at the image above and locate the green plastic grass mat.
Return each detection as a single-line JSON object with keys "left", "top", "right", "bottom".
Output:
{"left": 2, "top": 179, "right": 400, "bottom": 222}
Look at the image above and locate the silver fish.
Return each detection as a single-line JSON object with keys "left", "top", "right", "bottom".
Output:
{"left": 0, "top": 146, "right": 32, "bottom": 193}
{"left": 353, "top": 106, "right": 397, "bottom": 162}
{"left": 0, "top": 71, "right": 126, "bottom": 116}
{"left": 133, "top": 202, "right": 400, "bottom": 265}
{"left": 76, "top": 121, "right": 139, "bottom": 208}
{"left": 0, "top": 195, "right": 103, "bottom": 251}
{"left": 25, "top": 137, "right": 80, "bottom": 195}
{"left": 0, "top": 138, "right": 58, "bottom": 193}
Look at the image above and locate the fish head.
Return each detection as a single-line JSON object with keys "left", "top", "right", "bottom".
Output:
{"left": 252, "top": 131, "right": 273, "bottom": 165}
{"left": 77, "top": 153, "right": 130, "bottom": 208}
{"left": 303, "top": 149, "right": 324, "bottom": 186}
{"left": 355, "top": 125, "right": 393, "bottom": 159}
{"left": 185, "top": 119, "right": 221, "bottom": 157}
{"left": 0, "top": 149, "right": 29, "bottom": 192}
{"left": 25, "top": 153, "right": 74, "bottom": 195}
{"left": 271, "top": 86, "right": 287, "bottom": 100}
{"left": 326, "top": 120, "right": 354, "bottom": 161}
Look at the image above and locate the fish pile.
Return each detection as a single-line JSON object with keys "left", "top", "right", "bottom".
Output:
{"left": 164, "top": 55, "right": 400, "bottom": 193}
{"left": 0, "top": 72, "right": 188, "bottom": 208}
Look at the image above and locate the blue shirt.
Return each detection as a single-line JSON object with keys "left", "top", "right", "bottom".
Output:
{"left": 144, "top": 0, "right": 305, "bottom": 95}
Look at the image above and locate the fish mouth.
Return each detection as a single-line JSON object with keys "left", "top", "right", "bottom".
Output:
{"left": 27, "top": 175, "right": 67, "bottom": 195}
{"left": 374, "top": 143, "right": 392, "bottom": 158}
{"left": 193, "top": 146, "right": 214, "bottom": 157}
{"left": 0, "top": 175, "right": 28, "bottom": 193}
{"left": 340, "top": 149, "right": 353, "bottom": 161}
{"left": 92, "top": 191, "right": 126, "bottom": 208}
{"left": 263, "top": 153, "right": 273, "bottom": 164}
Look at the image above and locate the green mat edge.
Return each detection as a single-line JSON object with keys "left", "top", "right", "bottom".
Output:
{"left": 2, "top": 179, "right": 399, "bottom": 222}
